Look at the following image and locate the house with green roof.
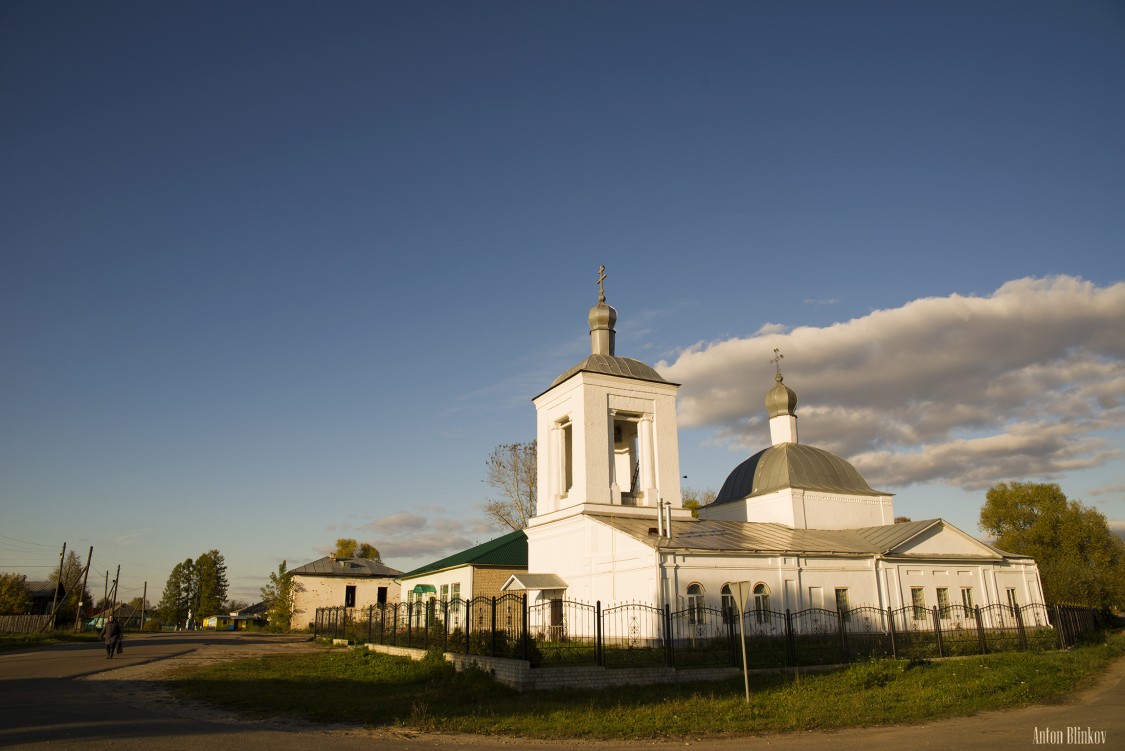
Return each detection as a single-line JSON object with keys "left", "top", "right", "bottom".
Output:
{"left": 397, "top": 530, "right": 527, "bottom": 624}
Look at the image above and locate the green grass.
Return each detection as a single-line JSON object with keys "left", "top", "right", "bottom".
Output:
{"left": 0, "top": 631, "right": 100, "bottom": 652}
{"left": 170, "top": 634, "right": 1125, "bottom": 740}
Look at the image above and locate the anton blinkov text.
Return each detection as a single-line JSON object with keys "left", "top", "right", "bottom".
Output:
{"left": 1034, "top": 727, "right": 1108, "bottom": 745}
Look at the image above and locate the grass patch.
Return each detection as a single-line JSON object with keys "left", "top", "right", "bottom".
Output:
{"left": 0, "top": 632, "right": 101, "bottom": 652}
{"left": 171, "top": 634, "right": 1125, "bottom": 739}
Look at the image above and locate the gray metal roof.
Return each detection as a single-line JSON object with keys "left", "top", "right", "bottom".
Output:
{"left": 548, "top": 354, "right": 670, "bottom": 390}
{"left": 288, "top": 556, "right": 403, "bottom": 578}
{"left": 589, "top": 515, "right": 1005, "bottom": 559}
{"left": 713, "top": 443, "right": 889, "bottom": 504}
{"left": 503, "top": 573, "right": 569, "bottom": 591}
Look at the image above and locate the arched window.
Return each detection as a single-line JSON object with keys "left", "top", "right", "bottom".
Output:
{"left": 687, "top": 583, "right": 705, "bottom": 624}
{"left": 753, "top": 583, "right": 771, "bottom": 624}
{"left": 721, "top": 584, "right": 737, "bottom": 625}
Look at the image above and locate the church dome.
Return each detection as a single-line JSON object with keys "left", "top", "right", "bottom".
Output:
{"left": 712, "top": 442, "right": 885, "bottom": 505}
{"left": 550, "top": 354, "right": 667, "bottom": 389}
{"left": 765, "top": 373, "right": 797, "bottom": 417}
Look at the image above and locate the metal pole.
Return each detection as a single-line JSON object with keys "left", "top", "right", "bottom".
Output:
{"left": 48, "top": 543, "right": 66, "bottom": 630}
{"left": 73, "top": 546, "right": 93, "bottom": 632}
{"left": 141, "top": 581, "right": 147, "bottom": 631}
{"left": 736, "top": 582, "right": 750, "bottom": 704}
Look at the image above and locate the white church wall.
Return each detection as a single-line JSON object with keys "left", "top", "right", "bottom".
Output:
{"left": 800, "top": 491, "right": 894, "bottom": 529}
{"left": 892, "top": 523, "right": 995, "bottom": 556}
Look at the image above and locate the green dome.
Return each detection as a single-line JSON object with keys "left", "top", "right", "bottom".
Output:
{"left": 713, "top": 443, "right": 885, "bottom": 505}
{"left": 765, "top": 373, "right": 797, "bottom": 418}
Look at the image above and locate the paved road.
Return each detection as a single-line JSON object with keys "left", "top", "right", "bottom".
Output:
{"left": 0, "top": 631, "right": 1120, "bottom": 750}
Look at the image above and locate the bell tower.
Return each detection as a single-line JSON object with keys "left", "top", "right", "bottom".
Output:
{"left": 530, "top": 267, "right": 685, "bottom": 524}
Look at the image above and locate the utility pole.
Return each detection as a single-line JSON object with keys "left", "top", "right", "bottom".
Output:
{"left": 110, "top": 565, "right": 120, "bottom": 610}
{"left": 102, "top": 571, "right": 109, "bottom": 618}
{"left": 73, "top": 546, "right": 93, "bottom": 632}
{"left": 141, "top": 581, "right": 147, "bottom": 630}
{"left": 46, "top": 543, "right": 66, "bottom": 632}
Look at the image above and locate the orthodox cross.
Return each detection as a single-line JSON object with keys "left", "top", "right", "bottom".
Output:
{"left": 770, "top": 348, "right": 784, "bottom": 375}
{"left": 596, "top": 264, "right": 607, "bottom": 302}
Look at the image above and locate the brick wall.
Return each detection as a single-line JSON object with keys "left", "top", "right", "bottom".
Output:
{"left": 362, "top": 642, "right": 756, "bottom": 691}
{"left": 471, "top": 567, "right": 524, "bottom": 600}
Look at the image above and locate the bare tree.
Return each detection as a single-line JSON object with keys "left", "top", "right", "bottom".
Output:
{"left": 483, "top": 441, "right": 537, "bottom": 531}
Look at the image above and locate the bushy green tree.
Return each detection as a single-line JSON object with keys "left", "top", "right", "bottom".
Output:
{"left": 0, "top": 573, "right": 31, "bottom": 615}
{"left": 980, "top": 482, "right": 1125, "bottom": 609}
{"left": 260, "top": 560, "right": 302, "bottom": 632}
{"left": 157, "top": 558, "right": 196, "bottom": 627}
{"left": 681, "top": 487, "right": 717, "bottom": 519}
{"left": 334, "top": 538, "right": 381, "bottom": 560}
{"left": 194, "top": 549, "right": 229, "bottom": 618}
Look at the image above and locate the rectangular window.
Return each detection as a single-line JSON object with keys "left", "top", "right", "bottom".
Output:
{"left": 562, "top": 422, "right": 573, "bottom": 495}
{"left": 937, "top": 587, "right": 950, "bottom": 618}
{"left": 344, "top": 585, "right": 356, "bottom": 608}
{"left": 911, "top": 587, "right": 926, "bottom": 620}
{"left": 451, "top": 583, "right": 461, "bottom": 628}
{"left": 377, "top": 586, "right": 387, "bottom": 605}
{"left": 961, "top": 587, "right": 974, "bottom": 611}
{"left": 834, "top": 588, "right": 850, "bottom": 621}
{"left": 440, "top": 584, "right": 449, "bottom": 603}
{"left": 1006, "top": 588, "right": 1018, "bottom": 611}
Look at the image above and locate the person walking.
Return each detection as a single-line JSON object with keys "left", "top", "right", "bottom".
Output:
{"left": 99, "top": 614, "right": 123, "bottom": 659}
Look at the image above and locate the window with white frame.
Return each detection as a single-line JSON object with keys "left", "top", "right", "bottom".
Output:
{"left": 911, "top": 587, "right": 926, "bottom": 620}
{"left": 961, "top": 587, "right": 974, "bottom": 611}
{"left": 721, "top": 584, "right": 736, "bottom": 624}
{"left": 687, "top": 583, "right": 705, "bottom": 624}
{"left": 937, "top": 587, "right": 950, "bottom": 618}
{"left": 753, "top": 583, "right": 771, "bottom": 624}
{"left": 835, "top": 588, "right": 850, "bottom": 621}
{"left": 1006, "top": 587, "right": 1019, "bottom": 611}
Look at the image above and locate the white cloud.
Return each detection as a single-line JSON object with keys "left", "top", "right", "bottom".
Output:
{"left": 361, "top": 512, "right": 493, "bottom": 563}
{"left": 658, "top": 276, "right": 1125, "bottom": 491}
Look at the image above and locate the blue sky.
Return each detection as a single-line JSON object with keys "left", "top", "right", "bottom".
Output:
{"left": 2, "top": 1, "right": 1123, "bottom": 605}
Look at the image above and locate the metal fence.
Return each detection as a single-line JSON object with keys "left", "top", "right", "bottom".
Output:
{"left": 314, "top": 599, "right": 1108, "bottom": 670}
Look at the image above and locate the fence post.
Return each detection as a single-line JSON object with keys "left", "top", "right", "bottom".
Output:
{"left": 887, "top": 607, "right": 897, "bottom": 659}
{"left": 490, "top": 597, "right": 497, "bottom": 657}
{"left": 1053, "top": 604, "right": 1067, "bottom": 649}
{"left": 974, "top": 605, "right": 987, "bottom": 654}
{"left": 785, "top": 609, "right": 796, "bottom": 668}
{"left": 1015, "top": 605, "right": 1027, "bottom": 651}
{"left": 838, "top": 609, "right": 849, "bottom": 663}
{"left": 442, "top": 600, "right": 449, "bottom": 653}
{"left": 465, "top": 599, "right": 471, "bottom": 654}
{"left": 664, "top": 603, "right": 674, "bottom": 667}
{"left": 521, "top": 594, "right": 529, "bottom": 661}
{"left": 932, "top": 606, "right": 944, "bottom": 658}
{"left": 596, "top": 601, "right": 603, "bottom": 667}
{"left": 729, "top": 607, "right": 739, "bottom": 667}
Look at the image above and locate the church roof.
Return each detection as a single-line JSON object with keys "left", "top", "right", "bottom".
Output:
{"left": 548, "top": 354, "right": 669, "bottom": 390}
{"left": 712, "top": 442, "right": 889, "bottom": 504}
{"left": 288, "top": 557, "right": 403, "bottom": 578}
{"left": 591, "top": 515, "right": 1007, "bottom": 559}
{"left": 398, "top": 530, "right": 527, "bottom": 579}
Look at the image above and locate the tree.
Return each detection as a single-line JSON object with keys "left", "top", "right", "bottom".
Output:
{"left": 49, "top": 551, "right": 92, "bottom": 624}
{"left": 334, "top": 538, "right": 381, "bottom": 561}
{"left": 157, "top": 558, "right": 196, "bottom": 628}
{"left": 194, "top": 550, "right": 228, "bottom": 618}
{"left": 980, "top": 482, "right": 1125, "bottom": 610}
{"left": 483, "top": 441, "right": 537, "bottom": 531}
{"left": 260, "top": 560, "right": 302, "bottom": 632}
{"left": 0, "top": 573, "right": 30, "bottom": 615}
{"left": 894, "top": 516, "right": 913, "bottom": 524}
{"left": 681, "top": 487, "right": 717, "bottom": 519}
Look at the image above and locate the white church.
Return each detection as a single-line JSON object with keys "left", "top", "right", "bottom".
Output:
{"left": 501, "top": 273, "right": 1044, "bottom": 625}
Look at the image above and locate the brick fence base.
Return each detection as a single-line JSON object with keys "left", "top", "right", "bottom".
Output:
{"left": 361, "top": 643, "right": 816, "bottom": 691}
